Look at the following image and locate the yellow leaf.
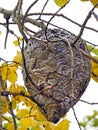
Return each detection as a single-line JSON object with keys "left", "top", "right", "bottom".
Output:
{"left": 43, "top": 121, "right": 55, "bottom": 130}
{"left": 23, "top": 98, "right": 36, "bottom": 107}
{"left": 8, "top": 84, "right": 26, "bottom": 93}
{"left": 1, "top": 97, "right": 8, "bottom": 114}
{"left": 54, "top": 0, "right": 68, "bottom": 7}
{"left": 30, "top": 120, "right": 43, "bottom": 130}
{"left": 8, "top": 84, "right": 26, "bottom": 103}
{"left": 8, "top": 84, "right": 17, "bottom": 92}
{"left": 90, "top": 0, "right": 98, "bottom": 7}
{"left": 91, "top": 56, "right": 98, "bottom": 82}
{"left": 33, "top": 109, "right": 46, "bottom": 121}
{"left": 17, "top": 109, "right": 29, "bottom": 118}
{"left": 13, "top": 36, "right": 23, "bottom": 46}
{"left": 1, "top": 62, "right": 18, "bottom": 82}
{"left": 1, "top": 62, "right": 8, "bottom": 81}
{"left": 0, "top": 86, "right": 2, "bottom": 91}
{"left": 13, "top": 51, "right": 22, "bottom": 65}
{"left": 15, "top": 95, "right": 26, "bottom": 103}
{"left": 11, "top": 97, "right": 16, "bottom": 109}
{"left": 80, "top": 0, "right": 89, "bottom": 1}
{"left": 8, "top": 63, "right": 18, "bottom": 71}
{"left": 17, "top": 85, "right": 26, "bottom": 93}
{"left": 18, "top": 128, "right": 27, "bottom": 130}
{"left": 7, "top": 123, "right": 14, "bottom": 130}
{"left": 20, "top": 117, "right": 33, "bottom": 128}
{"left": 56, "top": 119, "right": 70, "bottom": 130}
{"left": 7, "top": 68, "right": 17, "bottom": 83}
{"left": 87, "top": 44, "right": 93, "bottom": 51}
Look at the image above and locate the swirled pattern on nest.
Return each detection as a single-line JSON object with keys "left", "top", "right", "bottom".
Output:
{"left": 23, "top": 29, "right": 91, "bottom": 123}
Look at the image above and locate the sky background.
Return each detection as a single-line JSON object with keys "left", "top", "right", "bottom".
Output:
{"left": 0, "top": 0, "right": 98, "bottom": 130}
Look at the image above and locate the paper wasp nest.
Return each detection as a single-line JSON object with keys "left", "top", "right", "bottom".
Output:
{"left": 23, "top": 29, "right": 91, "bottom": 123}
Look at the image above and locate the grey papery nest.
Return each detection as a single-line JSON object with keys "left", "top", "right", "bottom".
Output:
{"left": 23, "top": 29, "right": 91, "bottom": 123}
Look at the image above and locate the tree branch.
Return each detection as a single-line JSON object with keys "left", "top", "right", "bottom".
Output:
{"left": 72, "top": 107, "right": 82, "bottom": 130}
{"left": 0, "top": 74, "right": 2, "bottom": 129}
{"left": 72, "top": 4, "right": 98, "bottom": 45}
{"left": 0, "top": 72, "right": 17, "bottom": 130}
{"left": 28, "top": 12, "right": 98, "bottom": 33}
{"left": 79, "top": 99, "right": 98, "bottom": 105}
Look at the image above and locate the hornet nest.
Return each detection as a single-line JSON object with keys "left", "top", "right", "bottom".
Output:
{"left": 23, "top": 29, "right": 91, "bottom": 123}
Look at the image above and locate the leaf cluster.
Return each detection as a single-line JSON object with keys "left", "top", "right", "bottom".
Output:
{"left": 87, "top": 45, "right": 98, "bottom": 82}
{"left": 81, "top": 0, "right": 98, "bottom": 7}
{"left": 54, "top": 0, "right": 98, "bottom": 7}
{"left": 0, "top": 0, "right": 98, "bottom": 129}
{"left": 80, "top": 110, "right": 98, "bottom": 129}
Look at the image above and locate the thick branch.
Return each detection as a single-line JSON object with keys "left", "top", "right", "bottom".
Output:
{"left": 0, "top": 7, "right": 46, "bottom": 31}
{"left": 0, "top": 7, "right": 12, "bottom": 16}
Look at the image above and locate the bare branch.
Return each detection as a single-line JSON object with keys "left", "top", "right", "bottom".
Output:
{"left": 72, "top": 11, "right": 92, "bottom": 45}
{"left": 28, "top": 12, "right": 98, "bottom": 33}
{"left": 79, "top": 48, "right": 98, "bottom": 63}
{"left": 79, "top": 99, "right": 98, "bottom": 105}
{"left": 38, "top": 0, "right": 49, "bottom": 19}
{"left": 91, "top": 11, "right": 98, "bottom": 22}
{"left": 25, "top": 17, "right": 46, "bottom": 29}
{"left": 72, "top": 4, "right": 98, "bottom": 45}
{"left": 0, "top": 72, "right": 17, "bottom": 130}
{"left": 45, "top": 0, "right": 70, "bottom": 41}
{"left": 0, "top": 7, "right": 12, "bottom": 16}
{"left": 22, "top": 0, "right": 39, "bottom": 26}
{"left": 72, "top": 107, "right": 82, "bottom": 130}
{"left": 0, "top": 74, "right": 2, "bottom": 129}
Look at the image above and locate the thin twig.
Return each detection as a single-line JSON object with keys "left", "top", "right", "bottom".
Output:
{"left": 72, "top": 11, "right": 92, "bottom": 45}
{"left": 22, "top": 0, "right": 39, "bottom": 26}
{"left": 45, "top": 0, "right": 70, "bottom": 41}
{"left": 40, "top": 19, "right": 98, "bottom": 47}
{"left": 38, "top": 0, "right": 49, "bottom": 19}
{"left": 6, "top": 98, "right": 17, "bottom": 130}
{"left": 0, "top": 90, "right": 42, "bottom": 107}
{"left": 91, "top": 11, "right": 98, "bottom": 22}
{"left": 13, "top": 0, "right": 28, "bottom": 42}
{"left": 3, "top": 13, "right": 10, "bottom": 49}
{"left": 79, "top": 48, "right": 98, "bottom": 63}
{"left": 72, "top": 4, "right": 98, "bottom": 45}
{"left": 79, "top": 99, "right": 98, "bottom": 105}
{"left": 2, "top": 116, "right": 12, "bottom": 123}
{"left": 28, "top": 12, "right": 98, "bottom": 33}
{"left": 72, "top": 107, "right": 82, "bottom": 130}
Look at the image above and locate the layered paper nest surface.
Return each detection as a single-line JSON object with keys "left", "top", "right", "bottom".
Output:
{"left": 23, "top": 29, "right": 91, "bottom": 123}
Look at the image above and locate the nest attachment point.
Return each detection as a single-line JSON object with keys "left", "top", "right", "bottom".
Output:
{"left": 23, "top": 29, "right": 91, "bottom": 123}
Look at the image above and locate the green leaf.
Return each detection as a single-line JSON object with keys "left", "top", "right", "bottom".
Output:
{"left": 92, "top": 118, "right": 98, "bottom": 127}
{"left": 87, "top": 45, "right": 98, "bottom": 55}
{"left": 79, "top": 122, "right": 87, "bottom": 128}
{"left": 92, "top": 48, "right": 98, "bottom": 56}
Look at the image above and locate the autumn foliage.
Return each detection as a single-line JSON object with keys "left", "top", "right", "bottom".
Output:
{"left": 0, "top": 0, "right": 98, "bottom": 130}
